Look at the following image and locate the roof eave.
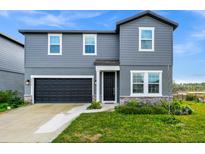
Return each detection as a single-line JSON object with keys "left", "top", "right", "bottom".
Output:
{"left": 19, "top": 30, "right": 117, "bottom": 34}
{"left": 0, "top": 33, "right": 24, "bottom": 47}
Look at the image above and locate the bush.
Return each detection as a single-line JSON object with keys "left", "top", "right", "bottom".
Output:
{"left": 152, "top": 105, "right": 169, "bottom": 114}
{"left": 115, "top": 100, "right": 168, "bottom": 115}
{"left": 0, "top": 103, "right": 9, "bottom": 112}
{"left": 115, "top": 100, "right": 193, "bottom": 115}
{"left": 87, "top": 100, "right": 102, "bottom": 110}
{"left": 185, "top": 94, "right": 199, "bottom": 102}
{"left": 0, "top": 90, "right": 26, "bottom": 110}
{"left": 181, "top": 106, "right": 193, "bottom": 115}
{"left": 161, "top": 100, "right": 193, "bottom": 115}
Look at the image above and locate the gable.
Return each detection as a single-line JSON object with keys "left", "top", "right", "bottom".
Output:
{"left": 119, "top": 15, "right": 173, "bottom": 66}
{"left": 116, "top": 11, "right": 178, "bottom": 31}
{"left": 119, "top": 15, "right": 174, "bottom": 31}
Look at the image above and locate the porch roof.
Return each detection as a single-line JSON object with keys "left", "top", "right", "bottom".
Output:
{"left": 94, "top": 59, "right": 119, "bottom": 66}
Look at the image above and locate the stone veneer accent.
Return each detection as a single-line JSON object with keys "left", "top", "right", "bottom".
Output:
{"left": 24, "top": 95, "right": 32, "bottom": 104}
{"left": 120, "top": 96, "right": 173, "bottom": 104}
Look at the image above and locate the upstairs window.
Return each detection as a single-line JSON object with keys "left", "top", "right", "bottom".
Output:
{"left": 139, "top": 27, "right": 154, "bottom": 51}
{"left": 48, "top": 34, "right": 62, "bottom": 55}
{"left": 83, "top": 34, "right": 97, "bottom": 55}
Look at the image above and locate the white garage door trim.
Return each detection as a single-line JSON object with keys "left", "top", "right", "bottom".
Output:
{"left": 30, "top": 75, "right": 94, "bottom": 104}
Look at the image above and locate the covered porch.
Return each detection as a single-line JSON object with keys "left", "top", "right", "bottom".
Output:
{"left": 95, "top": 59, "right": 120, "bottom": 104}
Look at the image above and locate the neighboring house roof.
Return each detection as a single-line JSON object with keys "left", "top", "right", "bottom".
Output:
{"left": 94, "top": 59, "right": 120, "bottom": 66}
{"left": 19, "top": 10, "right": 178, "bottom": 34}
{"left": 0, "top": 33, "right": 24, "bottom": 47}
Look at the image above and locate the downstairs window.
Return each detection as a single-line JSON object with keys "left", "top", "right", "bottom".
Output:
{"left": 131, "top": 71, "right": 162, "bottom": 96}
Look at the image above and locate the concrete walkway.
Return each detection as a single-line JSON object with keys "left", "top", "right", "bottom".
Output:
{"left": 35, "top": 104, "right": 116, "bottom": 138}
{"left": 0, "top": 103, "right": 116, "bottom": 143}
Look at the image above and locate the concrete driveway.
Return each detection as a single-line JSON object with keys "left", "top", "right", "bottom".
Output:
{"left": 0, "top": 104, "right": 84, "bottom": 143}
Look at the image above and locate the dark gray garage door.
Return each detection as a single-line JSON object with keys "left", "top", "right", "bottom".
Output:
{"left": 34, "top": 78, "right": 92, "bottom": 103}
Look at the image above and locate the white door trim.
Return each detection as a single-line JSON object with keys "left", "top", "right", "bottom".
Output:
{"left": 101, "top": 71, "right": 117, "bottom": 104}
{"left": 96, "top": 66, "right": 120, "bottom": 71}
{"left": 30, "top": 75, "right": 94, "bottom": 104}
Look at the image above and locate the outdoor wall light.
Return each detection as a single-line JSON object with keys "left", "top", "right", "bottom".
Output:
{"left": 25, "top": 80, "right": 30, "bottom": 85}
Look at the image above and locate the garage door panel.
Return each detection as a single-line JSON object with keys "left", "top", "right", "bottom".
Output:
{"left": 34, "top": 78, "right": 92, "bottom": 103}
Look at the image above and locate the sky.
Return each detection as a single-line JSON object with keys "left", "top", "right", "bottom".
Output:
{"left": 0, "top": 10, "right": 204, "bottom": 83}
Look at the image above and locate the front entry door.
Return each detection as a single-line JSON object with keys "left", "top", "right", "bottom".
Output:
{"left": 103, "top": 72, "right": 115, "bottom": 102}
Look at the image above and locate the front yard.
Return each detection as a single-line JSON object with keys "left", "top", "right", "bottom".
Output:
{"left": 53, "top": 101, "right": 205, "bottom": 143}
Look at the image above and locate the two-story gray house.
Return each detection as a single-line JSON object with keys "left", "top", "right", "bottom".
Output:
{"left": 19, "top": 10, "right": 178, "bottom": 104}
{"left": 0, "top": 33, "right": 24, "bottom": 95}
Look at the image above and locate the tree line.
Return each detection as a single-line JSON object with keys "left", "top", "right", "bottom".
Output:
{"left": 173, "top": 82, "right": 205, "bottom": 93}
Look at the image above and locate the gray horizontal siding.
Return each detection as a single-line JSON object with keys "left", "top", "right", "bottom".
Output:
{"left": 120, "top": 16, "right": 173, "bottom": 66}
{"left": 25, "top": 34, "right": 119, "bottom": 68}
{"left": 0, "top": 70, "right": 24, "bottom": 95}
{"left": 120, "top": 65, "right": 172, "bottom": 96}
{"left": 0, "top": 36, "right": 24, "bottom": 73}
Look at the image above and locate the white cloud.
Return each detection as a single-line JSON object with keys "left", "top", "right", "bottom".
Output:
{"left": 0, "top": 10, "right": 45, "bottom": 18}
{"left": 192, "top": 10, "right": 205, "bottom": 18}
{"left": 174, "top": 79, "right": 205, "bottom": 84}
{"left": 191, "top": 30, "right": 205, "bottom": 40}
{"left": 174, "top": 76, "right": 205, "bottom": 83}
{"left": 174, "top": 42, "right": 202, "bottom": 55}
{"left": 174, "top": 11, "right": 205, "bottom": 56}
{"left": 61, "top": 11, "right": 105, "bottom": 21}
{"left": 189, "top": 10, "right": 205, "bottom": 40}
{"left": 19, "top": 13, "right": 74, "bottom": 28}
{"left": 100, "top": 15, "right": 120, "bottom": 28}
{"left": 20, "top": 11, "right": 105, "bottom": 28}
{"left": 0, "top": 10, "right": 9, "bottom": 17}
{"left": 0, "top": 10, "right": 105, "bottom": 28}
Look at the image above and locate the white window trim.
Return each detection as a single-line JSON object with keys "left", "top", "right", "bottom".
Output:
{"left": 131, "top": 72, "right": 145, "bottom": 95}
{"left": 130, "top": 70, "right": 162, "bottom": 97}
{"left": 48, "top": 34, "right": 62, "bottom": 55}
{"left": 30, "top": 75, "right": 94, "bottom": 104}
{"left": 139, "top": 27, "right": 155, "bottom": 52}
{"left": 83, "top": 34, "right": 97, "bottom": 56}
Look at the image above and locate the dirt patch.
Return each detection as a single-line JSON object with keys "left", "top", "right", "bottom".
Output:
{"left": 75, "top": 133, "right": 102, "bottom": 142}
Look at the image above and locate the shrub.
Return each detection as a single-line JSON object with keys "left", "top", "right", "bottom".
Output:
{"left": 161, "top": 99, "right": 193, "bottom": 115}
{"left": 181, "top": 106, "right": 193, "bottom": 115}
{"left": 87, "top": 100, "right": 102, "bottom": 110}
{"left": 115, "top": 100, "right": 169, "bottom": 115}
{"left": 185, "top": 94, "right": 199, "bottom": 102}
{"left": 152, "top": 105, "right": 169, "bottom": 114}
{"left": 115, "top": 100, "right": 193, "bottom": 115}
{"left": 0, "top": 90, "right": 25, "bottom": 109}
{"left": 0, "top": 103, "right": 9, "bottom": 112}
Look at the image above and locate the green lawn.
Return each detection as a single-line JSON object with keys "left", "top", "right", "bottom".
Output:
{"left": 53, "top": 101, "right": 205, "bottom": 143}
